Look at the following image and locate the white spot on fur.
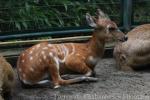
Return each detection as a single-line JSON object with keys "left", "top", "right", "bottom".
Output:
{"left": 41, "top": 51, "right": 45, "bottom": 55}
{"left": 29, "top": 50, "right": 33, "bottom": 54}
{"left": 48, "top": 44, "right": 52, "bottom": 47}
{"left": 49, "top": 52, "right": 53, "bottom": 57}
{"left": 29, "top": 67, "right": 34, "bottom": 72}
{"left": 36, "top": 44, "right": 41, "bottom": 48}
{"left": 22, "top": 60, "right": 25, "bottom": 63}
{"left": 30, "top": 56, "right": 33, "bottom": 60}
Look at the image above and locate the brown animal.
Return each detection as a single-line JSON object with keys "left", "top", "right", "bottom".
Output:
{"left": 114, "top": 24, "right": 150, "bottom": 71}
{"left": 0, "top": 55, "right": 14, "bottom": 100}
{"left": 17, "top": 9, "right": 125, "bottom": 88}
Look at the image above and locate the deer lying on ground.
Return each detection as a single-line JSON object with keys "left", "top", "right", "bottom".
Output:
{"left": 114, "top": 24, "right": 150, "bottom": 71}
{"left": 17, "top": 9, "right": 125, "bottom": 88}
{"left": 0, "top": 55, "right": 14, "bottom": 100}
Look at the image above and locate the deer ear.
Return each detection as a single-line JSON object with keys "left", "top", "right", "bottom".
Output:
{"left": 97, "top": 9, "right": 110, "bottom": 19}
{"left": 106, "top": 24, "right": 111, "bottom": 34}
{"left": 86, "top": 13, "right": 97, "bottom": 28}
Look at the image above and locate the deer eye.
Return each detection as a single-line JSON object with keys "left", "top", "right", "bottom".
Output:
{"left": 109, "top": 27, "right": 116, "bottom": 31}
{"left": 95, "top": 26, "right": 103, "bottom": 31}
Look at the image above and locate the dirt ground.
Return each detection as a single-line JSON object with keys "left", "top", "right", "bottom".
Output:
{"left": 11, "top": 58, "right": 150, "bottom": 100}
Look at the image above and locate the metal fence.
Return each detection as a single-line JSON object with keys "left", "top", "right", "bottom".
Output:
{"left": 124, "top": 0, "right": 150, "bottom": 30}
{"left": 0, "top": 0, "right": 150, "bottom": 41}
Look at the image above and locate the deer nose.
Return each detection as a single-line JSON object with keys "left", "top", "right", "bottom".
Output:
{"left": 119, "top": 35, "right": 128, "bottom": 42}
{"left": 124, "top": 35, "right": 128, "bottom": 41}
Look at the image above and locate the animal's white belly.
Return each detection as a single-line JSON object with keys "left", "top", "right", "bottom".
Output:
{"left": 22, "top": 73, "right": 50, "bottom": 85}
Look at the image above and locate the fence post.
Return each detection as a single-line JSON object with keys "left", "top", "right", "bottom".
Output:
{"left": 122, "top": 0, "right": 133, "bottom": 32}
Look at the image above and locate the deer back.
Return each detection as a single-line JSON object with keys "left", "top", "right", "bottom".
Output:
{"left": 127, "top": 24, "right": 150, "bottom": 40}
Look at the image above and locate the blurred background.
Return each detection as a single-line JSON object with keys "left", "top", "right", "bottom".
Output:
{"left": 0, "top": 0, "right": 149, "bottom": 46}
{"left": 0, "top": 0, "right": 150, "bottom": 68}
{"left": 0, "top": 0, "right": 121, "bottom": 33}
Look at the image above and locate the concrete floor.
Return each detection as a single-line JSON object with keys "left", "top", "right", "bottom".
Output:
{"left": 12, "top": 58, "right": 150, "bottom": 100}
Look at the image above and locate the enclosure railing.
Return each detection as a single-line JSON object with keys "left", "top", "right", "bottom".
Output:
{"left": 0, "top": 0, "right": 121, "bottom": 41}
{"left": 0, "top": 0, "right": 149, "bottom": 45}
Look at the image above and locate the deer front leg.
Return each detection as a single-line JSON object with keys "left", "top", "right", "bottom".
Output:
{"left": 116, "top": 60, "right": 134, "bottom": 72}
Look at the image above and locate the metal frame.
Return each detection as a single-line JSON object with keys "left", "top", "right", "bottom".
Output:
{"left": 0, "top": 0, "right": 149, "bottom": 62}
{"left": 0, "top": 0, "right": 132, "bottom": 41}
{"left": 0, "top": 28, "right": 93, "bottom": 41}
{"left": 122, "top": 0, "right": 133, "bottom": 31}
{"left": 0, "top": 0, "right": 148, "bottom": 42}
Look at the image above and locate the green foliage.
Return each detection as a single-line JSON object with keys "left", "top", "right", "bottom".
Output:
{"left": 0, "top": 0, "right": 121, "bottom": 32}
{"left": 133, "top": 0, "right": 150, "bottom": 24}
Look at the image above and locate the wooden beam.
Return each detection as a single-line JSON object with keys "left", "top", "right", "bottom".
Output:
{"left": 0, "top": 36, "right": 92, "bottom": 47}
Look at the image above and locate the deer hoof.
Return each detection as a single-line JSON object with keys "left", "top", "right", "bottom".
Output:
{"left": 83, "top": 77, "right": 98, "bottom": 82}
{"left": 54, "top": 85, "right": 61, "bottom": 89}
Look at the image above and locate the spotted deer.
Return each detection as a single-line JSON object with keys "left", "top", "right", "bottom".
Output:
{"left": 114, "top": 24, "right": 150, "bottom": 71}
{"left": 17, "top": 9, "right": 125, "bottom": 88}
{"left": 0, "top": 55, "right": 14, "bottom": 100}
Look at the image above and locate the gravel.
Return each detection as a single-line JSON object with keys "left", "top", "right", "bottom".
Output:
{"left": 11, "top": 58, "right": 150, "bottom": 100}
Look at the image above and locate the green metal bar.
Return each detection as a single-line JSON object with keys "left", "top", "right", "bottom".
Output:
{"left": 123, "top": 0, "right": 133, "bottom": 31}
{"left": 0, "top": 26, "right": 124, "bottom": 41}
{"left": 0, "top": 28, "right": 93, "bottom": 41}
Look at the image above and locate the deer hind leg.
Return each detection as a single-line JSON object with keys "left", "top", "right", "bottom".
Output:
{"left": 48, "top": 59, "right": 97, "bottom": 88}
{"left": 49, "top": 65, "right": 97, "bottom": 88}
{"left": 65, "top": 57, "right": 95, "bottom": 77}
{"left": 64, "top": 58, "right": 97, "bottom": 81}
{"left": 118, "top": 54, "right": 134, "bottom": 72}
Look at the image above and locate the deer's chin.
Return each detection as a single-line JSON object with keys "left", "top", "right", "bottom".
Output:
{"left": 105, "top": 38, "right": 114, "bottom": 42}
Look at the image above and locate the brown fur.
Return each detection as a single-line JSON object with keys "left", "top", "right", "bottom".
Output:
{"left": 114, "top": 24, "right": 150, "bottom": 71}
{"left": 17, "top": 9, "right": 125, "bottom": 88}
{"left": 0, "top": 55, "right": 14, "bottom": 100}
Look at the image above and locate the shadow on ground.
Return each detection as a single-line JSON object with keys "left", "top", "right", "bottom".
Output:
{"left": 12, "top": 58, "right": 150, "bottom": 100}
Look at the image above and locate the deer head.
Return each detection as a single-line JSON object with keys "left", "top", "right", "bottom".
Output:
{"left": 86, "top": 9, "right": 126, "bottom": 42}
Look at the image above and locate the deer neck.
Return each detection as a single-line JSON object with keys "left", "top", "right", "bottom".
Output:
{"left": 88, "top": 32, "right": 105, "bottom": 57}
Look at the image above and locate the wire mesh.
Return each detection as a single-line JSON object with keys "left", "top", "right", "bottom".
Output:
{"left": 0, "top": 0, "right": 121, "bottom": 33}
{"left": 133, "top": 0, "right": 150, "bottom": 25}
